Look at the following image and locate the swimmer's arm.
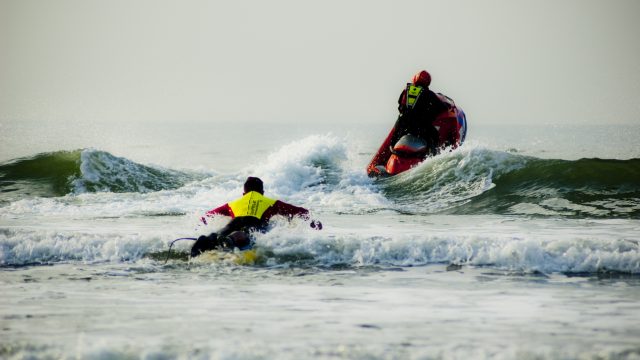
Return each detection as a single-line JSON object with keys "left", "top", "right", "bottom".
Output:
{"left": 201, "top": 204, "right": 233, "bottom": 224}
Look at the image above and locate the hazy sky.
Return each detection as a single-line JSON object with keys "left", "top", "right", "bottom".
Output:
{"left": 1, "top": 0, "right": 639, "bottom": 126}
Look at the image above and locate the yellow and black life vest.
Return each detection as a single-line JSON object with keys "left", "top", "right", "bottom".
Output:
{"left": 228, "top": 191, "right": 277, "bottom": 219}
{"left": 405, "top": 84, "right": 423, "bottom": 110}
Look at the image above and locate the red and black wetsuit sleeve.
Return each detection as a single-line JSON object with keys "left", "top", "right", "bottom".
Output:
{"left": 261, "top": 200, "right": 309, "bottom": 222}
{"left": 205, "top": 203, "right": 233, "bottom": 217}
{"left": 200, "top": 203, "right": 233, "bottom": 224}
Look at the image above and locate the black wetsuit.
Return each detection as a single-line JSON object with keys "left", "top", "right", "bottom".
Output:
{"left": 190, "top": 216, "right": 263, "bottom": 257}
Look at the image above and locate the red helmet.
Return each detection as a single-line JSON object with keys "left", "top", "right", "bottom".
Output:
{"left": 411, "top": 70, "right": 431, "bottom": 87}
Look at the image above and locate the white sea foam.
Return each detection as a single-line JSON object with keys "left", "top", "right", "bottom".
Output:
{"left": 0, "top": 228, "right": 166, "bottom": 265}
{"left": 252, "top": 217, "right": 640, "bottom": 274}
{"left": 4, "top": 213, "right": 638, "bottom": 275}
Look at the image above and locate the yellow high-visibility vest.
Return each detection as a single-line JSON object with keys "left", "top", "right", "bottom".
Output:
{"left": 228, "top": 191, "right": 277, "bottom": 219}
{"left": 406, "top": 84, "right": 423, "bottom": 109}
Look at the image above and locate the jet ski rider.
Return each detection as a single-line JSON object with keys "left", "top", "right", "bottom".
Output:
{"left": 393, "top": 70, "right": 448, "bottom": 153}
{"left": 367, "top": 70, "right": 448, "bottom": 177}
{"left": 190, "top": 177, "right": 322, "bottom": 257}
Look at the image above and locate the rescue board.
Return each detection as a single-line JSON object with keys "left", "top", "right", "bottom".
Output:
{"left": 191, "top": 248, "right": 258, "bottom": 266}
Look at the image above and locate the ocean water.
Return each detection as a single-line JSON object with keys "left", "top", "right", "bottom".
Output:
{"left": 1, "top": 120, "right": 640, "bottom": 359}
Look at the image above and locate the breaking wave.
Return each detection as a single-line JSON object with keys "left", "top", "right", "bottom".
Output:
{"left": 0, "top": 149, "right": 201, "bottom": 201}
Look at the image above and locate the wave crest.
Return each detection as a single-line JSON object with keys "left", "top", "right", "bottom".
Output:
{"left": 0, "top": 149, "right": 198, "bottom": 200}
{"left": 72, "top": 149, "right": 193, "bottom": 194}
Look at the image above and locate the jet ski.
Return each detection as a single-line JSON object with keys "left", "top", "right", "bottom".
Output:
{"left": 367, "top": 94, "right": 467, "bottom": 177}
